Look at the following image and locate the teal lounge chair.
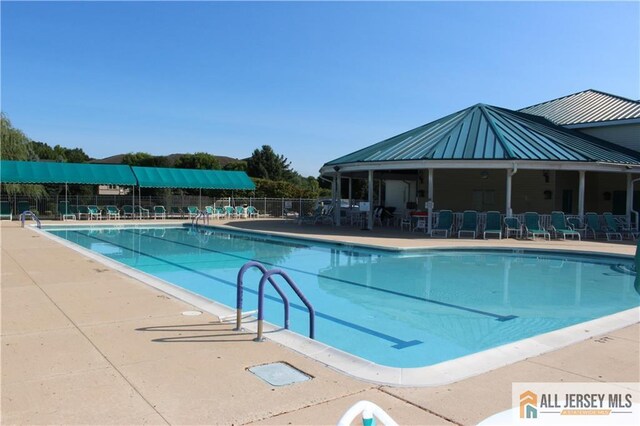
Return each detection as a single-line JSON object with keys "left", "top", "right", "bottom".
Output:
{"left": 0, "top": 201, "right": 12, "bottom": 220}
{"left": 58, "top": 201, "right": 76, "bottom": 220}
{"left": 550, "top": 211, "right": 581, "bottom": 240}
{"left": 224, "top": 206, "right": 235, "bottom": 218}
{"left": 585, "top": 212, "right": 607, "bottom": 239}
{"left": 504, "top": 216, "right": 522, "bottom": 239}
{"left": 87, "top": 205, "right": 102, "bottom": 220}
{"left": 153, "top": 205, "right": 166, "bottom": 219}
{"left": 104, "top": 205, "right": 120, "bottom": 220}
{"left": 566, "top": 217, "right": 586, "bottom": 238}
{"left": 458, "top": 210, "right": 478, "bottom": 239}
{"left": 77, "top": 205, "right": 91, "bottom": 220}
{"left": 483, "top": 211, "right": 502, "bottom": 239}
{"left": 235, "top": 206, "right": 247, "bottom": 218}
{"left": 430, "top": 210, "right": 453, "bottom": 238}
{"left": 170, "top": 206, "right": 184, "bottom": 218}
{"left": 186, "top": 206, "right": 199, "bottom": 218}
{"left": 524, "top": 212, "right": 550, "bottom": 240}
{"left": 122, "top": 205, "right": 135, "bottom": 219}
{"left": 246, "top": 206, "right": 259, "bottom": 218}
{"left": 603, "top": 212, "right": 633, "bottom": 241}
{"left": 135, "top": 205, "right": 150, "bottom": 219}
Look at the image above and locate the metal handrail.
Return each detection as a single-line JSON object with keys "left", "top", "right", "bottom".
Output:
{"left": 20, "top": 211, "right": 41, "bottom": 229}
{"left": 256, "top": 268, "right": 315, "bottom": 341}
{"left": 192, "top": 211, "right": 209, "bottom": 226}
{"left": 235, "top": 261, "right": 290, "bottom": 333}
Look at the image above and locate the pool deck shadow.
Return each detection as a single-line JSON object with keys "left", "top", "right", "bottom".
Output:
{"left": 1, "top": 219, "right": 638, "bottom": 425}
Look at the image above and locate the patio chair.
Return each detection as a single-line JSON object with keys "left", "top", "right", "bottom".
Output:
{"left": 58, "top": 201, "right": 76, "bottom": 220}
{"left": 246, "top": 206, "right": 259, "bottom": 218}
{"left": 235, "top": 206, "right": 247, "bottom": 218}
{"left": 602, "top": 212, "right": 629, "bottom": 241}
{"left": 135, "top": 205, "right": 150, "bottom": 219}
{"left": 0, "top": 201, "right": 12, "bottom": 220}
{"left": 170, "top": 206, "right": 184, "bottom": 218}
{"left": 204, "top": 205, "right": 223, "bottom": 220}
{"left": 153, "top": 205, "right": 167, "bottom": 219}
{"left": 224, "top": 206, "right": 235, "bottom": 218}
{"left": 413, "top": 217, "right": 427, "bottom": 232}
{"left": 186, "top": 206, "right": 199, "bottom": 218}
{"left": 504, "top": 216, "right": 522, "bottom": 239}
{"left": 121, "top": 205, "right": 135, "bottom": 219}
{"left": 87, "top": 205, "right": 102, "bottom": 220}
{"left": 524, "top": 212, "right": 550, "bottom": 240}
{"left": 550, "top": 211, "right": 581, "bottom": 240}
{"left": 104, "top": 205, "right": 120, "bottom": 220}
{"left": 585, "top": 212, "right": 607, "bottom": 239}
{"left": 566, "top": 217, "right": 586, "bottom": 238}
{"left": 483, "top": 211, "right": 502, "bottom": 239}
{"left": 430, "top": 210, "right": 453, "bottom": 238}
{"left": 77, "top": 205, "right": 91, "bottom": 220}
{"left": 458, "top": 210, "right": 478, "bottom": 239}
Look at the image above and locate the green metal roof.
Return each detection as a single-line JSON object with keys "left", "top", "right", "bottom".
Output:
{"left": 519, "top": 89, "right": 640, "bottom": 126}
{"left": 132, "top": 166, "right": 255, "bottom": 190}
{"left": 324, "top": 104, "right": 640, "bottom": 166}
{"left": 0, "top": 160, "right": 137, "bottom": 185}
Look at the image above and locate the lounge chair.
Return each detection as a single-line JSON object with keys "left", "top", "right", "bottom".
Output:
{"left": 0, "top": 201, "right": 12, "bottom": 220}
{"left": 458, "top": 210, "right": 478, "bottom": 239}
{"left": 524, "top": 212, "right": 550, "bottom": 240}
{"left": 298, "top": 206, "right": 332, "bottom": 225}
{"left": 566, "top": 217, "right": 586, "bottom": 237}
{"left": 483, "top": 211, "right": 502, "bottom": 239}
{"left": 58, "top": 201, "right": 76, "bottom": 220}
{"left": 135, "top": 205, "right": 150, "bottom": 219}
{"left": 104, "top": 205, "right": 120, "bottom": 220}
{"left": 186, "top": 206, "right": 199, "bottom": 218}
{"left": 224, "top": 206, "right": 235, "bottom": 218}
{"left": 246, "top": 206, "right": 259, "bottom": 218}
{"left": 122, "top": 205, "right": 135, "bottom": 219}
{"left": 235, "top": 206, "right": 247, "bottom": 218}
{"left": 602, "top": 212, "right": 633, "bottom": 241}
{"left": 550, "top": 211, "right": 581, "bottom": 240}
{"left": 170, "top": 206, "right": 184, "bottom": 218}
{"left": 153, "top": 205, "right": 167, "bottom": 219}
{"left": 87, "top": 205, "right": 102, "bottom": 220}
{"left": 585, "top": 212, "right": 608, "bottom": 239}
{"left": 430, "top": 210, "right": 452, "bottom": 238}
{"left": 504, "top": 216, "right": 522, "bottom": 239}
{"left": 203, "top": 205, "right": 222, "bottom": 220}
{"left": 77, "top": 205, "right": 91, "bottom": 220}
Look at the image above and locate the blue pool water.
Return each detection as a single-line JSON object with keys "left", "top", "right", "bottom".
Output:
{"left": 47, "top": 225, "right": 639, "bottom": 368}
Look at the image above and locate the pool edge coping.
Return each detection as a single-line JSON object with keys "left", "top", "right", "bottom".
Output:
{"left": 33, "top": 223, "right": 640, "bottom": 387}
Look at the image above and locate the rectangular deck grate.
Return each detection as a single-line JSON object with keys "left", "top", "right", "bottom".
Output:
{"left": 248, "top": 362, "right": 311, "bottom": 386}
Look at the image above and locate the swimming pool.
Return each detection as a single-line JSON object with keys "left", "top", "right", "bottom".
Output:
{"left": 44, "top": 225, "right": 639, "bottom": 373}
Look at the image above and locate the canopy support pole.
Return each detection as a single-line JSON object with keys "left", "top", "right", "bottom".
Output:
{"left": 199, "top": 188, "right": 202, "bottom": 210}
{"left": 132, "top": 185, "right": 135, "bottom": 219}
{"left": 335, "top": 171, "right": 341, "bottom": 226}
{"left": 578, "top": 170, "right": 585, "bottom": 218}
{"left": 427, "top": 168, "right": 433, "bottom": 233}
{"left": 506, "top": 165, "right": 517, "bottom": 217}
{"left": 367, "top": 170, "right": 374, "bottom": 230}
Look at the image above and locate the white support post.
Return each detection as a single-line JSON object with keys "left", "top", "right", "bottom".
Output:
{"left": 348, "top": 177, "right": 352, "bottom": 207}
{"left": 578, "top": 170, "right": 585, "bottom": 218}
{"left": 335, "top": 172, "right": 342, "bottom": 226}
{"left": 367, "top": 170, "right": 374, "bottom": 230}
{"left": 506, "top": 171, "right": 512, "bottom": 217}
{"left": 427, "top": 168, "right": 434, "bottom": 233}
{"left": 626, "top": 173, "right": 633, "bottom": 226}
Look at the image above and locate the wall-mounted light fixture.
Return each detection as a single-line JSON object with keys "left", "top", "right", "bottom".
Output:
{"left": 480, "top": 171, "right": 489, "bottom": 180}
{"left": 543, "top": 170, "right": 550, "bottom": 183}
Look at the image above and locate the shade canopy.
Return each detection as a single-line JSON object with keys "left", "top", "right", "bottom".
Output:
{"left": 0, "top": 160, "right": 137, "bottom": 185}
{"left": 132, "top": 166, "right": 255, "bottom": 190}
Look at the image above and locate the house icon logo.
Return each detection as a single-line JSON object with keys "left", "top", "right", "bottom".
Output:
{"left": 520, "top": 390, "right": 538, "bottom": 419}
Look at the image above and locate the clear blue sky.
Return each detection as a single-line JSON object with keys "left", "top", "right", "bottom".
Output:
{"left": 2, "top": 1, "right": 639, "bottom": 177}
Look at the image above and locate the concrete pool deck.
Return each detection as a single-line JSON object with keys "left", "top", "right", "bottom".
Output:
{"left": 1, "top": 218, "right": 638, "bottom": 425}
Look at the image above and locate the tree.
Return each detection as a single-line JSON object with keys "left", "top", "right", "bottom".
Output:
{"left": 246, "top": 145, "right": 296, "bottom": 181}
{"left": 174, "top": 152, "right": 220, "bottom": 170}
{"left": 223, "top": 160, "right": 248, "bottom": 171}
{"left": 31, "top": 141, "right": 90, "bottom": 163}
{"left": 121, "top": 152, "right": 169, "bottom": 167}
{"left": 0, "top": 114, "right": 47, "bottom": 198}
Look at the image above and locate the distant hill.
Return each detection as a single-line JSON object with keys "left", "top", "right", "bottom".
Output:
{"left": 91, "top": 153, "right": 244, "bottom": 167}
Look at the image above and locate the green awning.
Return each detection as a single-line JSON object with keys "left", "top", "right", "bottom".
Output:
{"left": 0, "top": 160, "right": 137, "bottom": 185}
{"left": 132, "top": 166, "right": 256, "bottom": 190}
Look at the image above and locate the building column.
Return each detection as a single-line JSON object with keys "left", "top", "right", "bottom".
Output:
{"left": 335, "top": 172, "right": 342, "bottom": 226}
{"left": 578, "top": 170, "right": 585, "bottom": 218}
{"left": 427, "top": 168, "right": 434, "bottom": 233}
{"left": 367, "top": 169, "right": 374, "bottom": 230}
{"left": 348, "top": 177, "right": 352, "bottom": 206}
{"left": 626, "top": 173, "right": 633, "bottom": 227}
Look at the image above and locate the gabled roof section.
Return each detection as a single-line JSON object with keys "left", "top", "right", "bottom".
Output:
{"left": 518, "top": 89, "right": 640, "bottom": 126}
{"left": 324, "top": 104, "right": 640, "bottom": 167}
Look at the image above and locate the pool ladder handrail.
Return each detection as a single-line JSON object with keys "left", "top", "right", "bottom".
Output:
{"left": 236, "top": 261, "right": 315, "bottom": 341}
{"left": 192, "top": 210, "right": 209, "bottom": 226}
{"left": 20, "top": 211, "right": 41, "bottom": 229}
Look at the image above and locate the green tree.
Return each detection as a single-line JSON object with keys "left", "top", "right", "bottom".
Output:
{"left": 174, "top": 152, "right": 220, "bottom": 170}
{"left": 223, "top": 160, "right": 248, "bottom": 171}
{"left": 121, "top": 152, "right": 169, "bottom": 167}
{"left": 246, "top": 145, "right": 295, "bottom": 181}
{"left": 0, "top": 114, "right": 47, "bottom": 198}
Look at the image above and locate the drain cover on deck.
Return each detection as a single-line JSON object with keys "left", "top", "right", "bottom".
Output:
{"left": 248, "top": 362, "right": 311, "bottom": 386}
